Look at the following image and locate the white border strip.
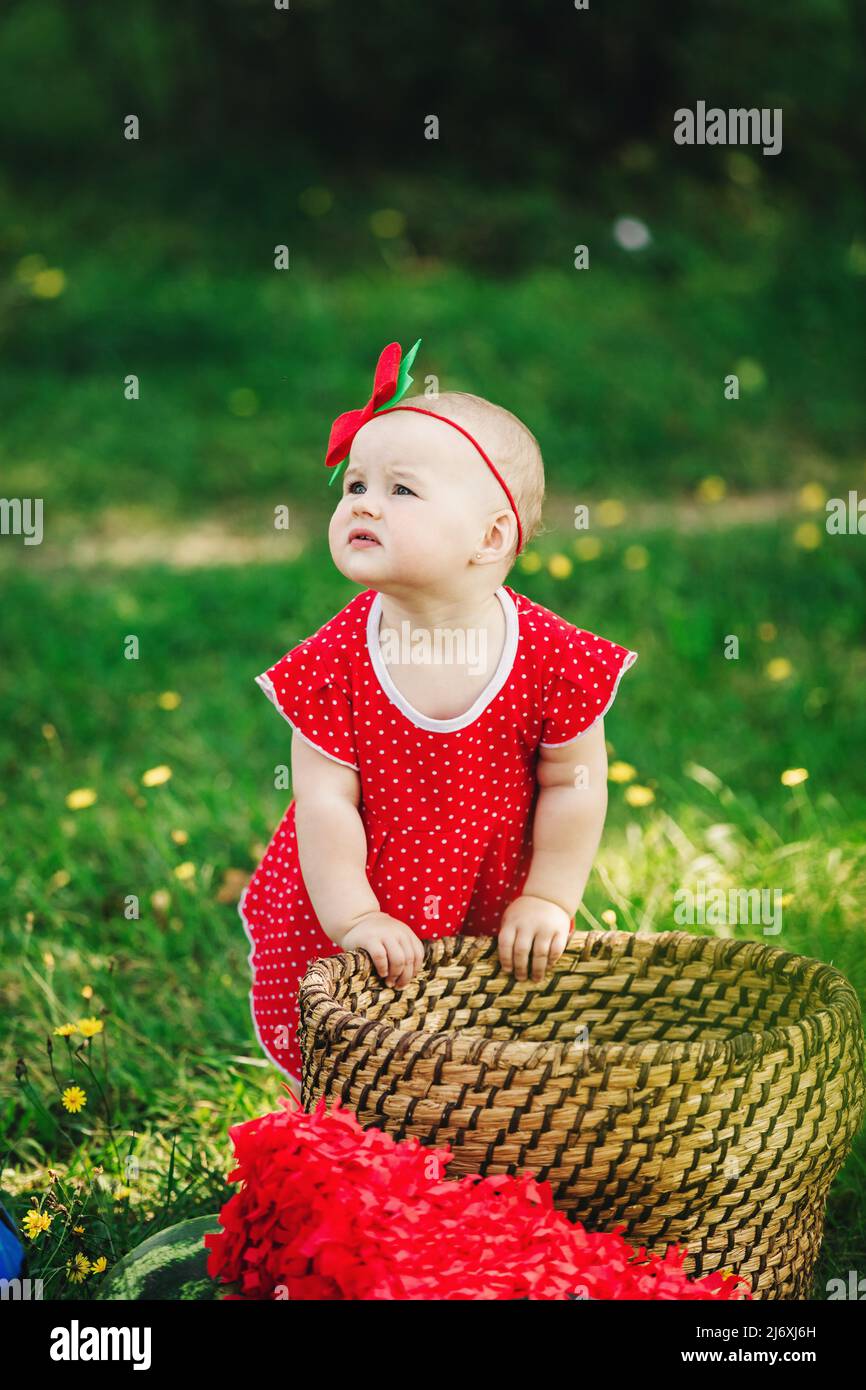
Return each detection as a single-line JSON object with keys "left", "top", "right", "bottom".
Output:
{"left": 365, "top": 585, "right": 520, "bottom": 732}
{"left": 237, "top": 884, "right": 302, "bottom": 1089}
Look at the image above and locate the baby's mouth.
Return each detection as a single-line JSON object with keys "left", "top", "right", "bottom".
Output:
{"left": 348, "top": 529, "right": 382, "bottom": 548}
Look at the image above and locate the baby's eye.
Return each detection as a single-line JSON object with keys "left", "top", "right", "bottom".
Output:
{"left": 393, "top": 483, "right": 415, "bottom": 496}
{"left": 346, "top": 481, "right": 365, "bottom": 494}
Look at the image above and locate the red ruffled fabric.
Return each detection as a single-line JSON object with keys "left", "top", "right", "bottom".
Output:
{"left": 256, "top": 637, "right": 359, "bottom": 770}
{"left": 204, "top": 1094, "right": 752, "bottom": 1301}
{"left": 540, "top": 624, "right": 638, "bottom": 746}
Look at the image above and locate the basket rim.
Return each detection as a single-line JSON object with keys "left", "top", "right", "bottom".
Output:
{"left": 300, "top": 928, "right": 862, "bottom": 1072}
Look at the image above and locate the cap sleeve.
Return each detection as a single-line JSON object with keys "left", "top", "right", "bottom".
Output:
{"left": 539, "top": 625, "right": 638, "bottom": 747}
{"left": 256, "top": 638, "right": 359, "bottom": 771}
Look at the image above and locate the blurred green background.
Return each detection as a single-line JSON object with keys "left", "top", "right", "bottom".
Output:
{"left": 1, "top": 0, "right": 865, "bottom": 1298}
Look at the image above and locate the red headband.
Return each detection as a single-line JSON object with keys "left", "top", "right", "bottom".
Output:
{"left": 325, "top": 340, "right": 524, "bottom": 556}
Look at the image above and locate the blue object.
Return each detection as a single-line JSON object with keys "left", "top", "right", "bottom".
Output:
{"left": 0, "top": 1201, "right": 25, "bottom": 1281}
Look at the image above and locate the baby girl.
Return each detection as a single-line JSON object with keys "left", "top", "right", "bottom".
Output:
{"left": 239, "top": 339, "right": 638, "bottom": 1091}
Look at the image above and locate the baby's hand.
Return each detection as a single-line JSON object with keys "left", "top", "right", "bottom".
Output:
{"left": 340, "top": 912, "right": 425, "bottom": 989}
{"left": 498, "top": 895, "right": 572, "bottom": 982}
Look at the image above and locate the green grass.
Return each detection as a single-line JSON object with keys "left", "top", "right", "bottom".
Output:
{"left": 2, "top": 163, "right": 864, "bottom": 1296}
{"left": 1, "top": 170, "right": 864, "bottom": 536}
{"left": 2, "top": 525, "right": 865, "bottom": 1297}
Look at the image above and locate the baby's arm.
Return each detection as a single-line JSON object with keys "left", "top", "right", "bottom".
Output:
{"left": 291, "top": 731, "right": 377, "bottom": 938}
{"left": 291, "top": 733, "right": 424, "bottom": 986}
{"left": 499, "top": 718, "right": 609, "bottom": 981}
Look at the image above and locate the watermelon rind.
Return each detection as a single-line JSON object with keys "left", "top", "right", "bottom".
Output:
{"left": 97, "top": 1214, "right": 237, "bottom": 1301}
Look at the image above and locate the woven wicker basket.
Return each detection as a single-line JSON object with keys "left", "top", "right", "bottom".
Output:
{"left": 298, "top": 930, "right": 865, "bottom": 1299}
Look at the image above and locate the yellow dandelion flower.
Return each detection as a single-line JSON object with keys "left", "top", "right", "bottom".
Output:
{"left": 601, "top": 909, "right": 617, "bottom": 927}
{"left": 781, "top": 767, "right": 809, "bottom": 787}
{"left": 623, "top": 544, "right": 649, "bottom": 570}
{"left": 22, "top": 1209, "right": 53, "bottom": 1240}
{"left": 170, "top": 828, "right": 189, "bottom": 845}
{"left": 53, "top": 1023, "right": 77, "bottom": 1037}
{"left": 518, "top": 551, "right": 542, "bottom": 574}
{"left": 65, "top": 787, "right": 97, "bottom": 810}
{"left": 174, "top": 861, "right": 196, "bottom": 881}
{"left": 81, "top": 984, "right": 93, "bottom": 1000}
{"left": 547, "top": 553, "right": 573, "bottom": 579}
{"left": 780, "top": 893, "right": 795, "bottom": 908}
{"left": 61, "top": 1085, "right": 87, "bottom": 1114}
{"left": 151, "top": 888, "right": 171, "bottom": 912}
{"left": 32, "top": 268, "right": 66, "bottom": 299}
{"left": 608, "top": 761, "right": 637, "bottom": 784}
{"left": 765, "top": 657, "right": 793, "bottom": 682}
{"left": 574, "top": 535, "right": 602, "bottom": 561}
{"left": 793, "top": 521, "right": 822, "bottom": 550}
{"left": 73, "top": 1225, "right": 85, "bottom": 1235}
{"left": 696, "top": 475, "right": 727, "bottom": 503}
{"left": 597, "top": 499, "right": 626, "bottom": 527}
{"left": 624, "top": 784, "right": 655, "bottom": 807}
{"left": 66, "top": 1253, "right": 91, "bottom": 1283}
{"left": 113, "top": 1185, "right": 132, "bottom": 1201}
{"left": 757, "top": 622, "right": 777, "bottom": 642}
{"left": 141, "top": 764, "right": 172, "bottom": 787}
{"left": 42, "top": 723, "right": 57, "bottom": 740}
{"left": 734, "top": 358, "right": 766, "bottom": 392}
{"left": 798, "top": 482, "right": 826, "bottom": 511}
{"left": 43, "top": 951, "right": 55, "bottom": 969}
{"left": 91, "top": 1255, "right": 108, "bottom": 1274}
{"left": 370, "top": 208, "right": 406, "bottom": 238}
{"left": 157, "top": 690, "right": 182, "bottom": 710}
{"left": 77, "top": 1016, "right": 104, "bottom": 1038}
{"left": 49, "top": 869, "right": 71, "bottom": 890}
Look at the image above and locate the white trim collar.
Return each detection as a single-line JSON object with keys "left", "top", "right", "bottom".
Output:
{"left": 365, "top": 586, "right": 520, "bottom": 732}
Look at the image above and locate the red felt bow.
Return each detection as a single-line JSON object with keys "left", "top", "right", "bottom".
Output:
{"left": 325, "top": 342, "right": 403, "bottom": 470}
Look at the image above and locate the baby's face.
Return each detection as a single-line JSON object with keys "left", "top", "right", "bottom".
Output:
{"left": 329, "top": 410, "right": 506, "bottom": 589}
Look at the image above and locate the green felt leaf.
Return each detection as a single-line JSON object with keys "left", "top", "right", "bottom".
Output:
{"left": 380, "top": 337, "right": 422, "bottom": 411}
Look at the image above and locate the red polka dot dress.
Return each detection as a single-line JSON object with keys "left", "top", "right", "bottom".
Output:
{"left": 239, "top": 584, "right": 638, "bottom": 1081}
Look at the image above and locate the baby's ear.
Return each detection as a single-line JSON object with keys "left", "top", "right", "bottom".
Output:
{"left": 495, "top": 510, "right": 520, "bottom": 555}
